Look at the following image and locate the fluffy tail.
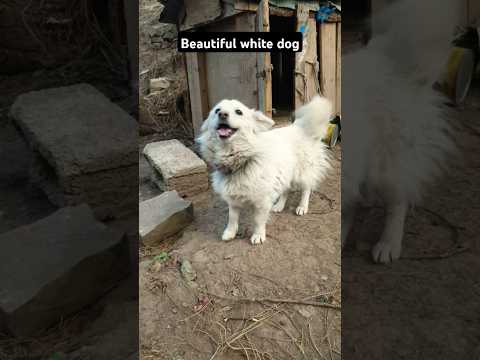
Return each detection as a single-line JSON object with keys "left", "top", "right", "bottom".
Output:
{"left": 294, "top": 95, "right": 333, "bottom": 140}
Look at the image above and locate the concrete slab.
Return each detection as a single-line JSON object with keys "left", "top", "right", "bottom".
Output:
{"left": 143, "top": 140, "right": 208, "bottom": 197}
{"left": 0, "top": 204, "right": 129, "bottom": 336}
{"left": 10, "top": 83, "right": 138, "bottom": 219}
{"left": 139, "top": 191, "right": 193, "bottom": 246}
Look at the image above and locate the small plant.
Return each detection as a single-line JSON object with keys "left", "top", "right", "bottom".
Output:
{"left": 153, "top": 251, "right": 169, "bottom": 262}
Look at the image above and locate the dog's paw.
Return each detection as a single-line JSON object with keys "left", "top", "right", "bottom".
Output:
{"left": 272, "top": 202, "right": 285, "bottom": 213}
{"left": 222, "top": 227, "right": 237, "bottom": 241}
{"left": 371, "top": 240, "right": 402, "bottom": 264}
{"left": 295, "top": 206, "right": 308, "bottom": 216}
{"left": 250, "top": 233, "right": 266, "bottom": 245}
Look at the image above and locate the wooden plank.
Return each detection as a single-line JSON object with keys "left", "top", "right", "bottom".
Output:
{"left": 264, "top": 0, "right": 272, "bottom": 119}
{"left": 318, "top": 22, "right": 337, "bottom": 114}
{"left": 270, "top": 6, "right": 294, "bottom": 17}
{"left": 205, "top": 13, "right": 258, "bottom": 108}
{"left": 237, "top": 0, "right": 319, "bottom": 13}
{"left": 294, "top": 3, "right": 310, "bottom": 108}
{"left": 326, "top": 12, "right": 341, "bottom": 22}
{"left": 255, "top": 0, "right": 272, "bottom": 117}
{"left": 304, "top": 17, "right": 318, "bottom": 103}
{"left": 336, "top": 22, "right": 341, "bottom": 115}
{"left": 198, "top": 53, "right": 209, "bottom": 118}
{"left": 185, "top": 53, "right": 208, "bottom": 136}
{"left": 235, "top": 0, "right": 258, "bottom": 11}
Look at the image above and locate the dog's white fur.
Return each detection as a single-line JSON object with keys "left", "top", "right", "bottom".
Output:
{"left": 196, "top": 96, "right": 332, "bottom": 245}
{"left": 342, "top": 0, "right": 461, "bottom": 263}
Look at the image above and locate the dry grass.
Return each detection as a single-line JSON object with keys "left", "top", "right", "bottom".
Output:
{"left": 165, "top": 284, "right": 342, "bottom": 360}
{"left": 186, "top": 299, "right": 340, "bottom": 360}
{"left": 139, "top": 0, "right": 193, "bottom": 142}
{"left": 19, "top": 0, "right": 125, "bottom": 75}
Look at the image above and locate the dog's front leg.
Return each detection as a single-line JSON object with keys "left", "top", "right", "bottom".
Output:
{"left": 272, "top": 192, "right": 288, "bottom": 213}
{"left": 250, "top": 203, "right": 271, "bottom": 245}
{"left": 222, "top": 203, "right": 240, "bottom": 241}
{"left": 371, "top": 201, "right": 408, "bottom": 263}
{"left": 296, "top": 188, "right": 311, "bottom": 215}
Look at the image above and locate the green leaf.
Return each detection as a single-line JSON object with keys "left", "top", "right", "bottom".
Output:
{"left": 153, "top": 252, "right": 169, "bottom": 262}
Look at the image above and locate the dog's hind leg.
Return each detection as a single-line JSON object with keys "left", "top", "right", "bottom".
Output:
{"left": 222, "top": 203, "right": 240, "bottom": 241}
{"left": 250, "top": 202, "right": 271, "bottom": 245}
{"left": 371, "top": 200, "right": 408, "bottom": 263}
{"left": 272, "top": 192, "right": 288, "bottom": 213}
{"left": 296, "top": 188, "right": 311, "bottom": 216}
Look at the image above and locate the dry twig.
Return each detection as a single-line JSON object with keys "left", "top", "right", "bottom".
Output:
{"left": 208, "top": 292, "right": 341, "bottom": 310}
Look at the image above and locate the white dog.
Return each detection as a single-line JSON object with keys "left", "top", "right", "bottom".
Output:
{"left": 342, "top": 0, "right": 461, "bottom": 263}
{"left": 196, "top": 96, "right": 332, "bottom": 245}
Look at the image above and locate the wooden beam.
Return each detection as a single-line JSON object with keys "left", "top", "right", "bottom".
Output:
{"left": 256, "top": 0, "right": 272, "bottom": 117}
{"left": 185, "top": 53, "right": 209, "bottom": 136}
{"left": 270, "top": 6, "right": 294, "bottom": 17}
{"left": 235, "top": 0, "right": 258, "bottom": 11}
{"left": 336, "top": 22, "right": 341, "bottom": 115}
{"left": 318, "top": 22, "right": 338, "bottom": 114}
{"left": 304, "top": 17, "right": 318, "bottom": 102}
{"left": 295, "top": 3, "right": 310, "bottom": 108}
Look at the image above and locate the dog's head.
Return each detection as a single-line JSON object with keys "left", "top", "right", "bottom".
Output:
{"left": 199, "top": 99, "right": 274, "bottom": 141}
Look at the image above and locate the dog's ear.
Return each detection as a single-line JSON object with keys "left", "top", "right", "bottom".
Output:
{"left": 195, "top": 109, "right": 215, "bottom": 149}
{"left": 252, "top": 110, "right": 275, "bottom": 132}
{"left": 199, "top": 108, "right": 216, "bottom": 133}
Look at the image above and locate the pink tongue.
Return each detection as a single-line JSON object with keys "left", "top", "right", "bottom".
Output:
{"left": 217, "top": 128, "right": 233, "bottom": 137}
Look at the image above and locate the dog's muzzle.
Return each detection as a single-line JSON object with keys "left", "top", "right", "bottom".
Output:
{"left": 216, "top": 121, "right": 237, "bottom": 139}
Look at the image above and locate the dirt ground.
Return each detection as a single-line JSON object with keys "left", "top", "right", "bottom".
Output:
{"left": 139, "top": 145, "right": 341, "bottom": 360}
{"left": 342, "top": 84, "right": 480, "bottom": 359}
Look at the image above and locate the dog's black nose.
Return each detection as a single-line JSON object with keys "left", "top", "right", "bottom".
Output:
{"left": 218, "top": 111, "right": 228, "bottom": 120}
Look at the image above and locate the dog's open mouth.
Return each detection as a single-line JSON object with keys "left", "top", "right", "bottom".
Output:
{"left": 216, "top": 123, "right": 237, "bottom": 139}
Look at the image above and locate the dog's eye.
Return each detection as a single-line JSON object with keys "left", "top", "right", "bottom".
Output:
{"left": 235, "top": 109, "right": 243, "bottom": 115}
{"left": 215, "top": 108, "right": 220, "bottom": 114}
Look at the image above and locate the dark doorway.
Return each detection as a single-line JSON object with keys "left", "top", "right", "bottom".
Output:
{"left": 270, "top": 15, "right": 296, "bottom": 123}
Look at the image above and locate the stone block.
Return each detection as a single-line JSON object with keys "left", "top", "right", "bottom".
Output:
{"left": 10, "top": 83, "right": 138, "bottom": 219}
{"left": 143, "top": 140, "right": 208, "bottom": 197}
{"left": 139, "top": 191, "right": 193, "bottom": 246}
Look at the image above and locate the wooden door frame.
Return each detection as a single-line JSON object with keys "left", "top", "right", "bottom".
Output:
{"left": 256, "top": 0, "right": 273, "bottom": 117}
